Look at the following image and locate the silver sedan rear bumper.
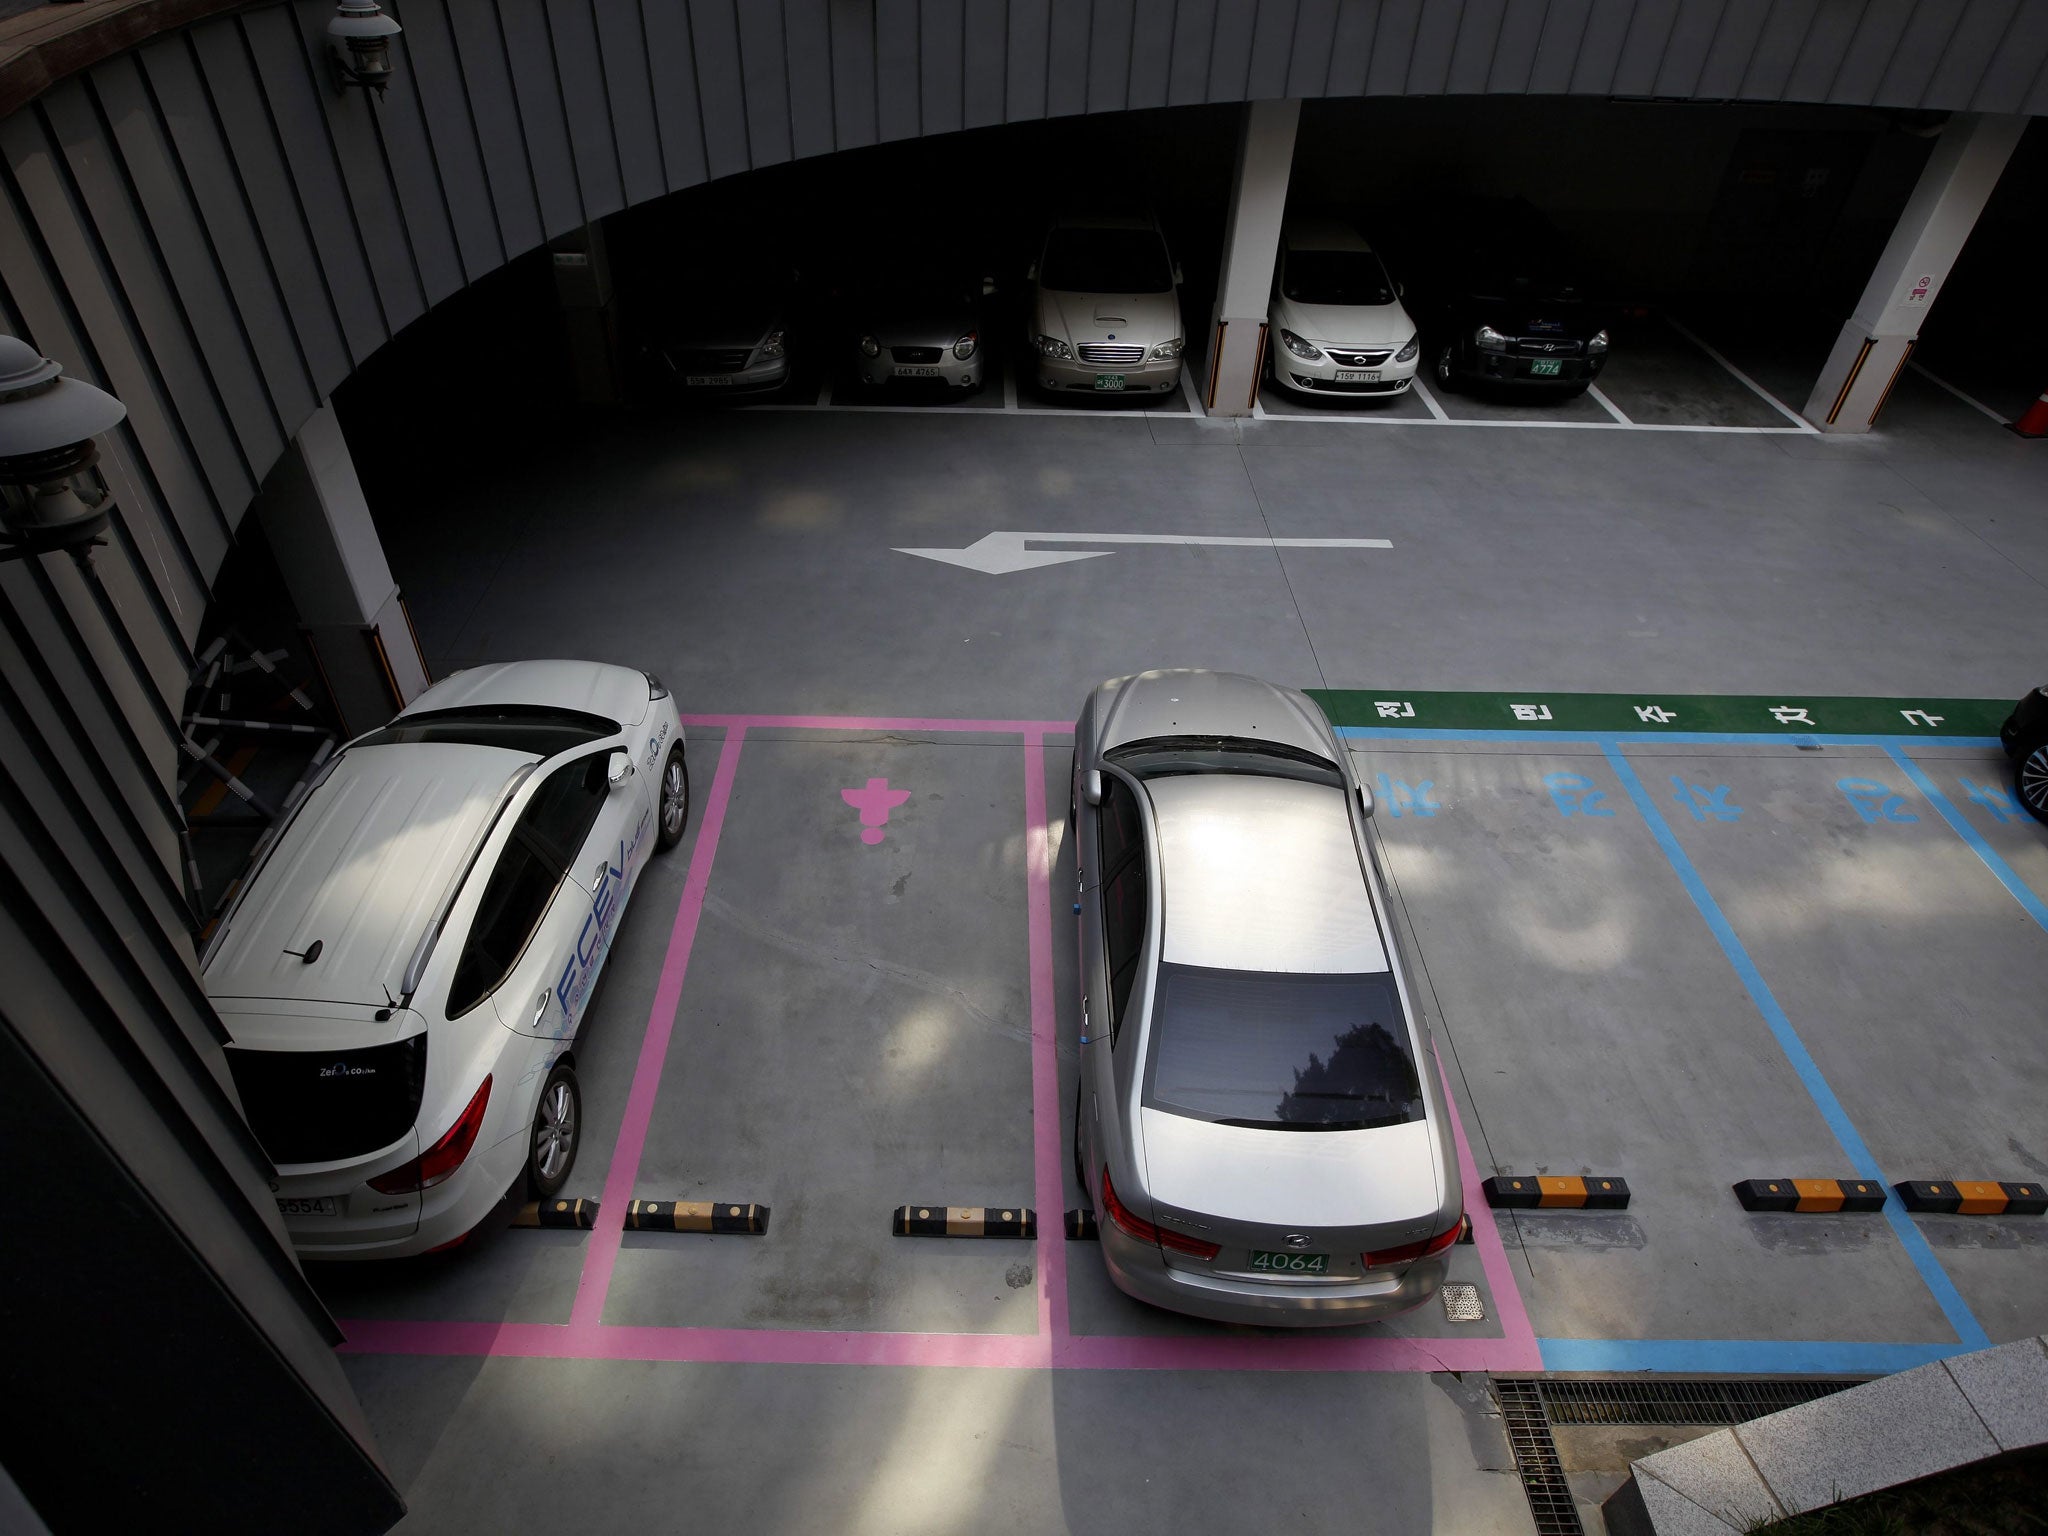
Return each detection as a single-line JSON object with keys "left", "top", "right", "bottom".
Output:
{"left": 1097, "top": 1220, "right": 1447, "bottom": 1326}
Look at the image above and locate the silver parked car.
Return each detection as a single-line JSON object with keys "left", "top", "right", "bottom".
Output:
{"left": 1028, "top": 214, "right": 1185, "bottom": 397}
{"left": 1070, "top": 670, "right": 1463, "bottom": 1326}
{"left": 847, "top": 260, "right": 989, "bottom": 394}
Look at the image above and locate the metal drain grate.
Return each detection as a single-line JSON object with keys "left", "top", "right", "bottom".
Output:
{"left": 1495, "top": 1378, "right": 1584, "bottom": 1536}
{"left": 1536, "top": 1376, "right": 1862, "bottom": 1427}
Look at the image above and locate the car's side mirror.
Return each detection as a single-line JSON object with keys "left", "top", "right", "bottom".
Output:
{"left": 1083, "top": 770, "right": 1104, "bottom": 808}
{"left": 1173, "top": 263, "right": 1185, "bottom": 286}
{"left": 982, "top": 275, "right": 998, "bottom": 296}
{"left": 607, "top": 749, "right": 633, "bottom": 788}
{"left": 1397, "top": 281, "right": 1406, "bottom": 297}
{"left": 1357, "top": 782, "right": 1375, "bottom": 819}
{"left": 1026, "top": 263, "right": 1037, "bottom": 282}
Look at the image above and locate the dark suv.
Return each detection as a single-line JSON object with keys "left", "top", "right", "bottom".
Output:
{"left": 1389, "top": 198, "right": 1612, "bottom": 397}
{"left": 2000, "top": 686, "right": 2048, "bottom": 825}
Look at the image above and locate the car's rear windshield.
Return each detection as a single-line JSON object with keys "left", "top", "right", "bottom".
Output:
{"left": 1106, "top": 735, "right": 1343, "bottom": 788}
{"left": 1041, "top": 228, "right": 1172, "bottom": 293}
{"left": 1283, "top": 250, "right": 1394, "bottom": 307}
{"left": 1144, "top": 964, "right": 1423, "bottom": 1131}
{"left": 353, "top": 706, "right": 618, "bottom": 758}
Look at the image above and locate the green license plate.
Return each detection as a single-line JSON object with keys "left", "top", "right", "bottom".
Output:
{"left": 1528, "top": 359, "right": 1563, "bottom": 377}
{"left": 1093, "top": 374, "right": 1127, "bottom": 391}
{"left": 1249, "top": 1250, "right": 1329, "bottom": 1274}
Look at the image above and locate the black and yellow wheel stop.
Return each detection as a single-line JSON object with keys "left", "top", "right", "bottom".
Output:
{"left": 1064, "top": 1208, "right": 1099, "bottom": 1240}
{"left": 1482, "top": 1175, "right": 1630, "bottom": 1210}
{"left": 625, "top": 1200, "right": 770, "bottom": 1234}
{"left": 511, "top": 1197, "right": 599, "bottom": 1230}
{"left": 1894, "top": 1180, "right": 2047, "bottom": 1216}
{"left": 1734, "top": 1178, "right": 1887, "bottom": 1213}
{"left": 892, "top": 1205, "right": 1036, "bottom": 1238}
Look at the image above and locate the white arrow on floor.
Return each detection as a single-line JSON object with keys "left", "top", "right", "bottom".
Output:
{"left": 894, "top": 530, "right": 1394, "bottom": 575}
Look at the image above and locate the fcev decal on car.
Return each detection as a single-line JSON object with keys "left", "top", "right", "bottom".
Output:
{"left": 555, "top": 840, "right": 628, "bottom": 1033}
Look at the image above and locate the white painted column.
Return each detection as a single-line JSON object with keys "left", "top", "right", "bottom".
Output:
{"left": 254, "top": 402, "right": 429, "bottom": 735}
{"left": 1802, "top": 114, "right": 2026, "bottom": 433}
{"left": 1204, "top": 98, "right": 1299, "bottom": 418}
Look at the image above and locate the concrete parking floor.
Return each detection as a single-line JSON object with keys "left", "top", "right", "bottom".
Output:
{"left": 327, "top": 336, "right": 2047, "bottom": 1534}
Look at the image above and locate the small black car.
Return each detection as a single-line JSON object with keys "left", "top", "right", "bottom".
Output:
{"left": 1390, "top": 198, "right": 1611, "bottom": 397}
{"left": 1999, "top": 685, "right": 2048, "bottom": 825}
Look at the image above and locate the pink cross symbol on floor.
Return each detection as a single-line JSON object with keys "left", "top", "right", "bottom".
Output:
{"left": 841, "top": 777, "right": 911, "bottom": 845}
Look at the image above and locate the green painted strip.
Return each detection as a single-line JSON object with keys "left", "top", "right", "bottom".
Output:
{"left": 1308, "top": 689, "right": 2014, "bottom": 737}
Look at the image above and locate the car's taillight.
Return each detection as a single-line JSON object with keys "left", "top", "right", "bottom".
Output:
{"left": 1100, "top": 1169, "right": 1220, "bottom": 1259}
{"left": 368, "top": 1076, "right": 491, "bottom": 1194}
{"left": 1362, "top": 1211, "right": 1462, "bottom": 1269}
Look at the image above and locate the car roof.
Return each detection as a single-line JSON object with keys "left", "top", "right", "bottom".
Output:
{"left": 203, "top": 741, "right": 533, "bottom": 1007}
{"left": 1283, "top": 220, "right": 1375, "bottom": 254}
{"left": 1145, "top": 774, "right": 1388, "bottom": 974}
{"left": 402, "top": 660, "right": 647, "bottom": 731}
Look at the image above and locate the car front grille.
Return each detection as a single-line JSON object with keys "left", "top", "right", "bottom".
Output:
{"left": 890, "top": 346, "right": 943, "bottom": 364}
{"left": 676, "top": 348, "right": 752, "bottom": 372}
{"left": 1509, "top": 338, "right": 1583, "bottom": 357}
{"left": 1077, "top": 343, "right": 1146, "bottom": 365}
{"left": 1326, "top": 349, "right": 1392, "bottom": 367}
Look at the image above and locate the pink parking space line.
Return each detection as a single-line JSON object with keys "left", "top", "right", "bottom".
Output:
{"left": 568, "top": 727, "right": 748, "bottom": 1333}
{"left": 677, "top": 713, "right": 1072, "bottom": 736}
{"left": 1060, "top": 1331, "right": 1533, "bottom": 1373}
{"left": 1022, "top": 731, "right": 1071, "bottom": 1353}
{"left": 338, "top": 1317, "right": 1052, "bottom": 1370}
{"left": 1435, "top": 1043, "right": 1543, "bottom": 1371}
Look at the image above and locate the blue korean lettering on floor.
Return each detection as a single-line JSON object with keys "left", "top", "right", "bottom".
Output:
{"left": 1837, "top": 777, "right": 1919, "bottom": 824}
{"left": 1543, "top": 772, "right": 1615, "bottom": 817}
{"left": 1670, "top": 777, "right": 1743, "bottom": 822}
{"left": 1376, "top": 774, "right": 1439, "bottom": 817}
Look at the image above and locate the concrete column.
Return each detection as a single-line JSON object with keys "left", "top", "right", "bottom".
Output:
{"left": 1204, "top": 98, "right": 1299, "bottom": 418}
{"left": 553, "top": 222, "right": 621, "bottom": 407}
{"left": 1802, "top": 114, "right": 2026, "bottom": 433}
{"left": 254, "top": 402, "right": 429, "bottom": 736}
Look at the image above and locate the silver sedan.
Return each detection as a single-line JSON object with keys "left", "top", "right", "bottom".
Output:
{"left": 1069, "top": 670, "right": 1463, "bottom": 1326}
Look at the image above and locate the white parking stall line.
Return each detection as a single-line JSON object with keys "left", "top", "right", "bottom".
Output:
{"left": 1409, "top": 376, "right": 1452, "bottom": 422}
{"left": 1665, "top": 317, "right": 1818, "bottom": 433}
{"left": 1907, "top": 362, "right": 2007, "bottom": 424}
{"left": 1002, "top": 354, "right": 1019, "bottom": 411}
{"left": 1587, "top": 383, "right": 1631, "bottom": 425}
{"left": 1180, "top": 366, "right": 1206, "bottom": 418}
{"left": 817, "top": 374, "right": 833, "bottom": 407}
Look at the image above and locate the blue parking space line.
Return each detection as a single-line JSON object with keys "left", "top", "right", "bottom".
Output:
{"left": 1335, "top": 726, "right": 2005, "bottom": 749}
{"left": 1886, "top": 747, "right": 2048, "bottom": 936}
{"left": 1539, "top": 1337, "right": 1966, "bottom": 1376}
{"left": 1601, "top": 743, "right": 1989, "bottom": 1351}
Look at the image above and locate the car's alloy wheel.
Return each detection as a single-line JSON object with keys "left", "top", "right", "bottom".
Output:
{"left": 657, "top": 745, "right": 690, "bottom": 851}
{"left": 528, "top": 1062, "right": 581, "bottom": 1198}
{"left": 2018, "top": 740, "right": 2048, "bottom": 826}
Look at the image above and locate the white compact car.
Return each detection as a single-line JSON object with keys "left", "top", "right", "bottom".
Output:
{"left": 1266, "top": 222, "right": 1420, "bottom": 400}
{"left": 1028, "top": 215, "right": 1185, "bottom": 398}
{"left": 204, "top": 660, "right": 689, "bottom": 1259}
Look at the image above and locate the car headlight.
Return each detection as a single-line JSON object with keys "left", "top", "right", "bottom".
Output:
{"left": 1394, "top": 334, "right": 1419, "bottom": 363}
{"left": 759, "top": 329, "right": 786, "bottom": 360}
{"left": 953, "top": 331, "right": 978, "bottom": 361}
{"left": 860, "top": 336, "right": 880, "bottom": 358}
{"left": 1474, "top": 325, "right": 1507, "bottom": 353}
{"left": 1587, "top": 328, "right": 1610, "bottom": 355}
{"left": 1036, "top": 335, "right": 1072, "bottom": 360}
{"left": 1280, "top": 329, "right": 1323, "bottom": 362}
{"left": 1151, "top": 337, "right": 1184, "bottom": 360}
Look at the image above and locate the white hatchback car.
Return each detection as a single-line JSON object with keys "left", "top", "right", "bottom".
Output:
{"left": 204, "top": 660, "right": 688, "bottom": 1258}
{"left": 1267, "top": 222, "right": 1420, "bottom": 400}
{"left": 1029, "top": 214, "right": 1186, "bottom": 398}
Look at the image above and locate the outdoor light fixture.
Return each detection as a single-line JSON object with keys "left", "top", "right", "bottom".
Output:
{"left": 328, "top": 0, "right": 402, "bottom": 96}
{"left": 0, "top": 335, "right": 126, "bottom": 568}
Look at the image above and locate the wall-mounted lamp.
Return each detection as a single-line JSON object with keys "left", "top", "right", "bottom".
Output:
{"left": 0, "top": 335, "right": 126, "bottom": 569}
{"left": 329, "top": 0, "right": 402, "bottom": 96}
